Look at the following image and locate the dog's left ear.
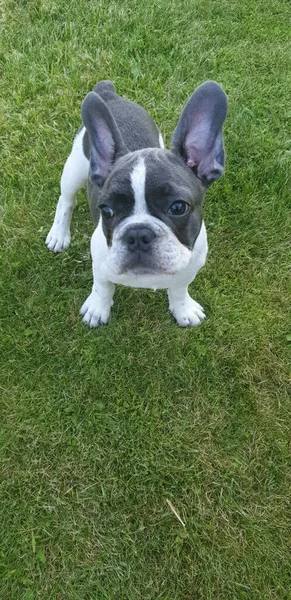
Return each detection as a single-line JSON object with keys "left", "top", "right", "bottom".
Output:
{"left": 82, "top": 92, "right": 128, "bottom": 187}
{"left": 171, "top": 81, "right": 228, "bottom": 186}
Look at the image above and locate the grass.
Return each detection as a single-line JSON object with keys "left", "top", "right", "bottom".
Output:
{"left": 0, "top": 0, "right": 290, "bottom": 598}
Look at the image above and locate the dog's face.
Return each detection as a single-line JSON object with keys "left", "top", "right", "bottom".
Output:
{"left": 93, "top": 149, "right": 204, "bottom": 275}
{"left": 83, "top": 82, "right": 227, "bottom": 275}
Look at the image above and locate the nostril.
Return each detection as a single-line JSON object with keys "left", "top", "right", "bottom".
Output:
{"left": 128, "top": 237, "right": 135, "bottom": 245}
{"left": 142, "top": 235, "right": 151, "bottom": 245}
{"left": 140, "top": 228, "right": 156, "bottom": 246}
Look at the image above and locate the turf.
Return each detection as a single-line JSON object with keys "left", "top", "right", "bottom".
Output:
{"left": 0, "top": 0, "right": 290, "bottom": 598}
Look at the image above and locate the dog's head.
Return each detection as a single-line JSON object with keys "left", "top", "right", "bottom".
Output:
{"left": 82, "top": 82, "right": 227, "bottom": 275}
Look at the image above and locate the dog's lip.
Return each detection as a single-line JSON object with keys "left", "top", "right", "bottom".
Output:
{"left": 122, "top": 266, "right": 159, "bottom": 276}
{"left": 121, "top": 261, "right": 184, "bottom": 276}
{"left": 104, "top": 259, "right": 157, "bottom": 277}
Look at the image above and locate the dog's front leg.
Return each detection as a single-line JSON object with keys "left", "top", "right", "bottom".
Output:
{"left": 80, "top": 223, "right": 115, "bottom": 327}
{"left": 167, "top": 286, "right": 206, "bottom": 327}
{"left": 80, "top": 271, "right": 115, "bottom": 327}
{"left": 168, "top": 222, "right": 208, "bottom": 327}
{"left": 80, "top": 224, "right": 115, "bottom": 327}
{"left": 46, "top": 128, "right": 89, "bottom": 252}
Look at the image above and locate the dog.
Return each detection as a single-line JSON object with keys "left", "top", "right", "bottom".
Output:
{"left": 46, "top": 80, "right": 227, "bottom": 327}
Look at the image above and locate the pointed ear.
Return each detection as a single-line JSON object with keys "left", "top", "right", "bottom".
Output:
{"left": 171, "top": 81, "right": 228, "bottom": 186}
{"left": 81, "top": 92, "right": 128, "bottom": 186}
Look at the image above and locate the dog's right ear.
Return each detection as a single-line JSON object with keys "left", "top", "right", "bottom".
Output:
{"left": 171, "top": 81, "right": 228, "bottom": 186}
{"left": 81, "top": 92, "right": 128, "bottom": 187}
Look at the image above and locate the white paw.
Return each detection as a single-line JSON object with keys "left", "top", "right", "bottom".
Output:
{"left": 45, "top": 225, "right": 71, "bottom": 252}
{"left": 80, "top": 291, "right": 112, "bottom": 327}
{"left": 170, "top": 296, "right": 206, "bottom": 327}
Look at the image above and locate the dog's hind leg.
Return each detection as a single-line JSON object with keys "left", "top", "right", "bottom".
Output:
{"left": 46, "top": 127, "right": 89, "bottom": 252}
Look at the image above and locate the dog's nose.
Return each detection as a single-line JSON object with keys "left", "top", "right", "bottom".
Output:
{"left": 124, "top": 226, "right": 156, "bottom": 252}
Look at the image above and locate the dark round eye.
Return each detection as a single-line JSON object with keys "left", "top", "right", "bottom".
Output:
{"left": 168, "top": 201, "right": 189, "bottom": 216}
{"left": 101, "top": 206, "right": 114, "bottom": 219}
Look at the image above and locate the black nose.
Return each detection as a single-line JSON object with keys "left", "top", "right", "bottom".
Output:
{"left": 124, "top": 226, "right": 156, "bottom": 252}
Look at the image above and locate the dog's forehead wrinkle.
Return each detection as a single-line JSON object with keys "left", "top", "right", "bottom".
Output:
{"left": 103, "top": 149, "right": 151, "bottom": 194}
{"left": 144, "top": 149, "right": 196, "bottom": 187}
{"left": 106, "top": 147, "right": 193, "bottom": 193}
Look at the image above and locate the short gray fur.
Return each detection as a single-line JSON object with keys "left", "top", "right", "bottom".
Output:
{"left": 82, "top": 81, "right": 160, "bottom": 158}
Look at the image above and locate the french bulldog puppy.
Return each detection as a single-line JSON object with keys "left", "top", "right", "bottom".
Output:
{"left": 46, "top": 80, "right": 227, "bottom": 327}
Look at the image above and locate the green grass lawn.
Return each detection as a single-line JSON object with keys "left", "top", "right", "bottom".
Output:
{"left": 1, "top": 0, "right": 290, "bottom": 598}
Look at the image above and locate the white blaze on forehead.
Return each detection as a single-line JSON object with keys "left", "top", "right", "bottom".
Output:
{"left": 130, "top": 156, "right": 148, "bottom": 215}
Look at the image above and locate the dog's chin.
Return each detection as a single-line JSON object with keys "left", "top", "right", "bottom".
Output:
{"left": 123, "top": 265, "right": 159, "bottom": 276}
{"left": 111, "top": 259, "right": 190, "bottom": 277}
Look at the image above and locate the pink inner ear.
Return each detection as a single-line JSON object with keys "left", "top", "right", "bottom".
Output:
{"left": 185, "top": 116, "right": 210, "bottom": 159}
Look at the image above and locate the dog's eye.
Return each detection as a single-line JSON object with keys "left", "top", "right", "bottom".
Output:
{"left": 168, "top": 201, "right": 189, "bottom": 216}
{"left": 100, "top": 205, "right": 114, "bottom": 219}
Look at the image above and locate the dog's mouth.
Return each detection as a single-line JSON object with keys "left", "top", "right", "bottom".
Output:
{"left": 115, "top": 255, "right": 187, "bottom": 277}
{"left": 105, "top": 253, "right": 156, "bottom": 276}
{"left": 120, "top": 254, "right": 160, "bottom": 276}
{"left": 107, "top": 248, "right": 192, "bottom": 276}
{"left": 123, "top": 265, "right": 159, "bottom": 276}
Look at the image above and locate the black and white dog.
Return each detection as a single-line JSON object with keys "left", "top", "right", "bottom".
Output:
{"left": 46, "top": 80, "right": 227, "bottom": 327}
